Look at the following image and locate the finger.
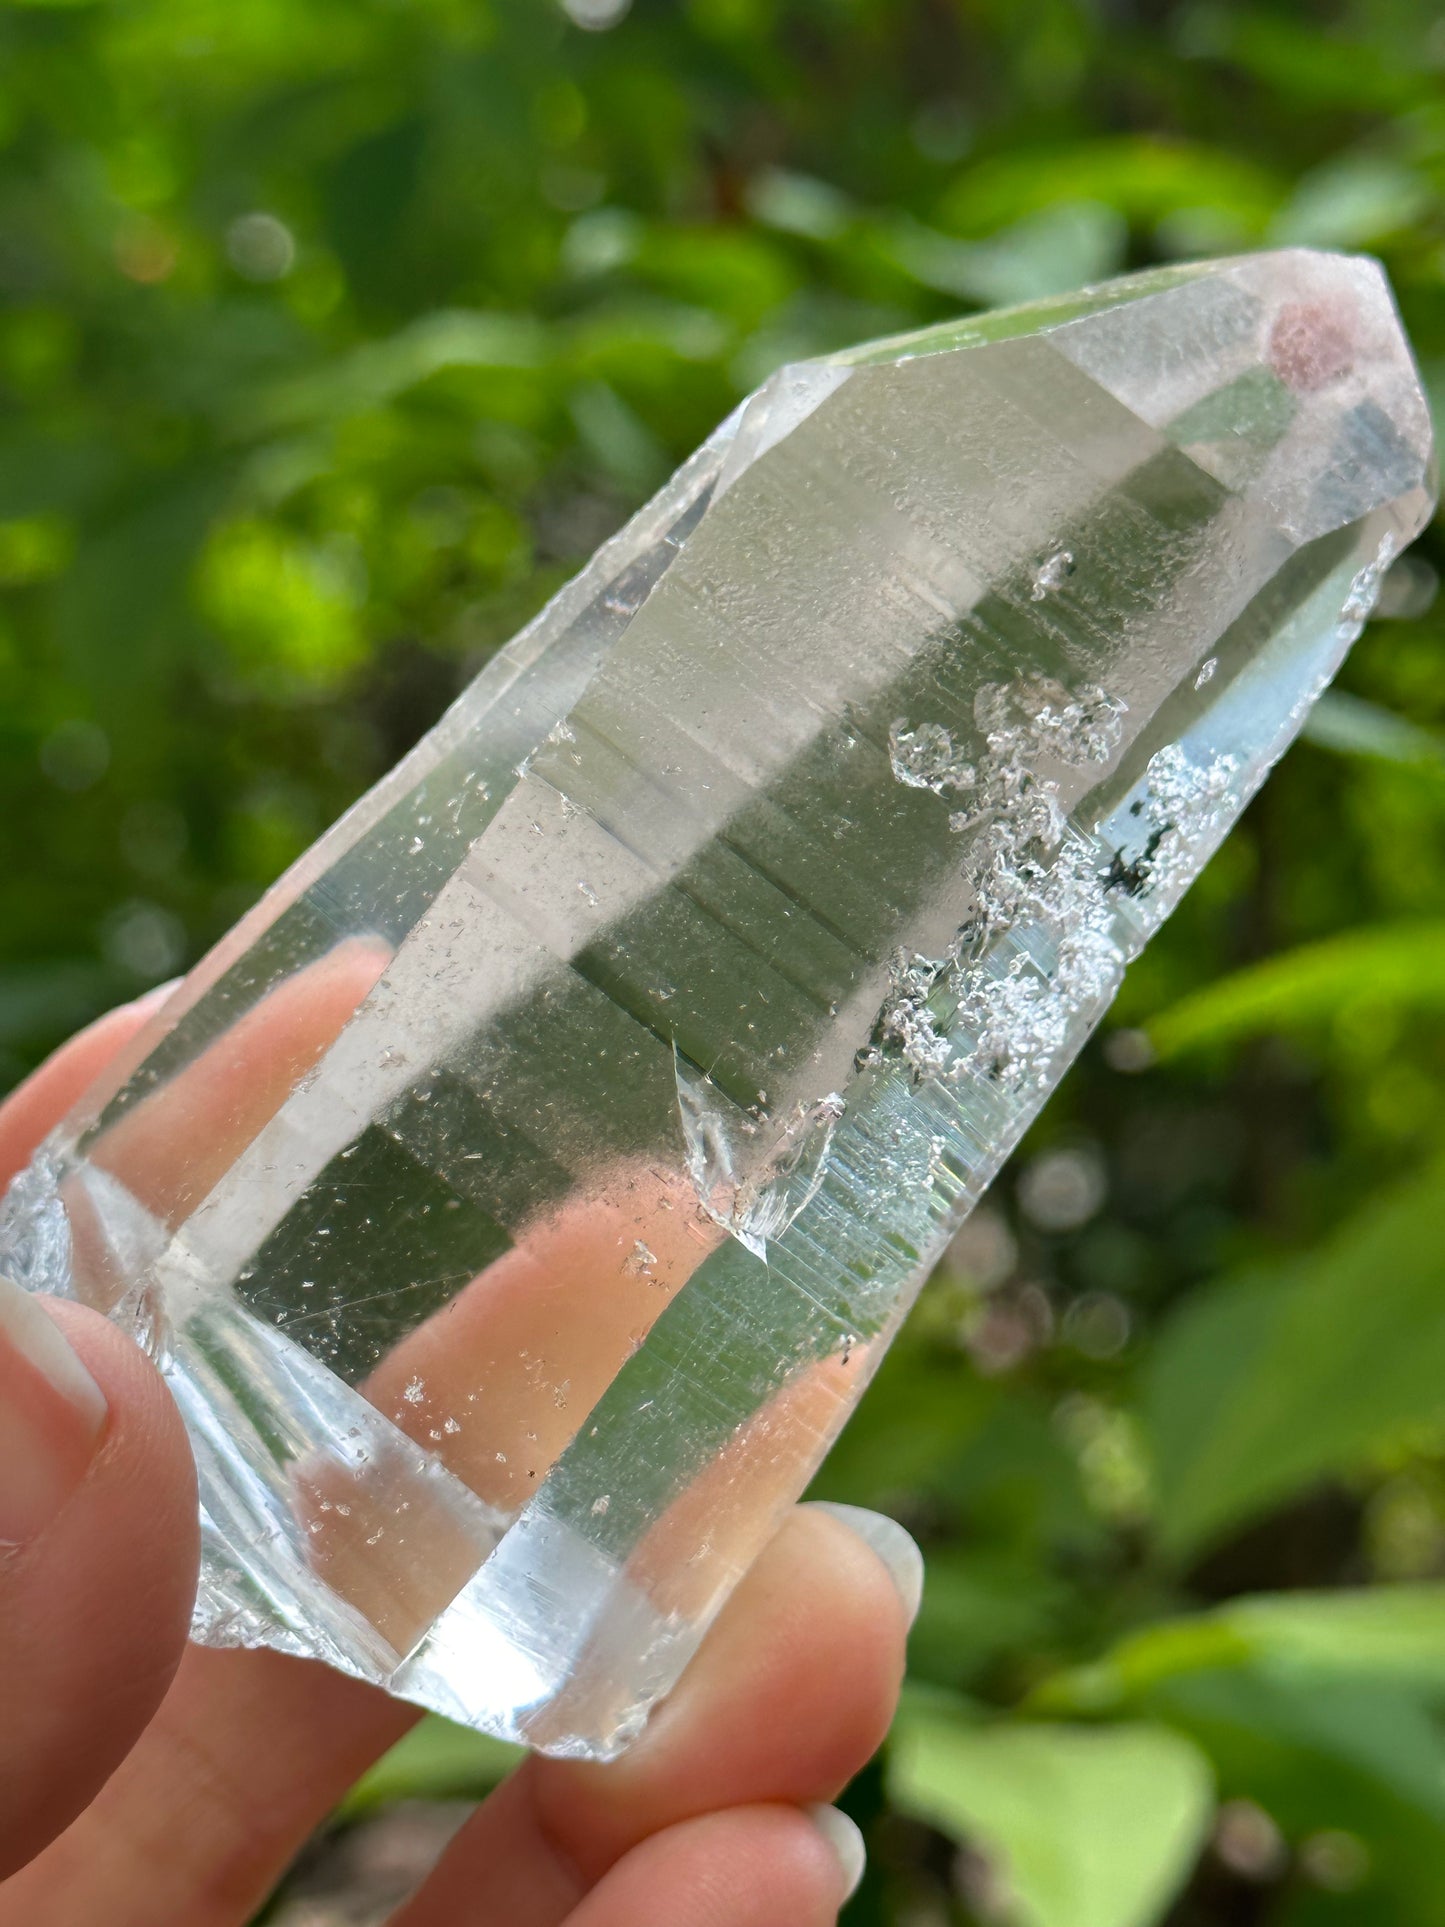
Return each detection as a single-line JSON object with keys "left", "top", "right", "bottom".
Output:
{"left": 296, "top": 1167, "right": 718, "bottom": 1654}
{"left": 85, "top": 937, "right": 389, "bottom": 1228}
{"left": 392, "top": 1503, "right": 914, "bottom": 1927}
{"left": 0, "top": 972, "right": 412, "bottom": 1926}
{"left": 0, "top": 1645, "right": 412, "bottom": 1926}
{"left": 361, "top": 1167, "right": 716, "bottom": 1518}
{"left": 303, "top": 1153, "right": 876, "bottom": 1680}
{"left": 5, "top": 1504, "right": 905, "bottom": 1925}
{"left": 0, "top": 962, "right": 902, "bottom": 1923}
{"left": 9, "top": 949, "right": 870, "bottom": 1758}
{"left": 0, "top": 1285, "right": 198, "bottom": 1880}
{"left": 560, "top": 1803, "right": 864, "bottom": 1927}
{"left": 531, "top": 1502, "right": 914, "bottom": 1862}
{"left": 0, "top": 985, "right": 175, "bottom": 1190}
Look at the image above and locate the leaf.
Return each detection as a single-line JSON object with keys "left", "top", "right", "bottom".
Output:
{"left": 1199, "top": 12, "right": 1418, "bottom": 114}
{"left": 1269, "top": 153, "right": 1431, "bottom": 248}
{"left": 906, "top": 1547, "right": 1072, "bottom": 1690}
{"left": 1142, "top": 1673, "right": 1445, "bottom": 1908}
{"left": 746, "top": 167, "right": 853, "bottom": 240}
{"left": 568, "top": 379, "right": 669, "bottom": 494}
{"left": 1146, "top": 920, "right": 1445, "bottom": 1059}
{"left": 252, "top": 311, "right": 549, "bottom": 433}
{"left": 341, "top": 1714, "right": 522, "bottom": 1815}
{"left": 1222, "top": 1588, "right": 1445, "bottom": 1687}
{"left": 881, "top": 203, "right": 1126, "bottom": 309}
{"left": 1303, "top": 690, "right": 1445, "bottom": 769}
{"left": 53, "top": 466, "right": 235, "bottom": 701}
{"left": 939, "top": 138, "right": 1280, "bottom": 239}
{"left": 1039, "top": 1585, "right": 1445, "bottom": 1715}
{"left": 1144, "top": 1156, "right": 1445, "bottom": 1560}
{"left": 889, "top": 1703, "right": 1214, "bottom": 1927}
{"left": 1036, "top": 1602, "right": 1445, "bottom": 1917}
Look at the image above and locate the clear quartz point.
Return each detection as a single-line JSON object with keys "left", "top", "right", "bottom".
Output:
{"left": 1, "top": 249, "right": 1435, "bottom": 1756}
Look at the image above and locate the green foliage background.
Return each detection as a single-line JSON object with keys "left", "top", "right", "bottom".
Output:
{"left": 4, "top": 0, "right": 1445, "bottom": 1920}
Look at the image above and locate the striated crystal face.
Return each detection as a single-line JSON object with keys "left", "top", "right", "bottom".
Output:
{"left": 1, "top": 249, "right": 1434, "bottom": 1756}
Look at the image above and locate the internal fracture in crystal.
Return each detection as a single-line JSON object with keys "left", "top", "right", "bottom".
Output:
{"left": 0, "top": 250, "right": 1433, "bottom": 1757}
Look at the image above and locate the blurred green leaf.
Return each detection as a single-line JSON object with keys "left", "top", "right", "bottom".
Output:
{"left": 53, "top": 469, "right": 235, "bottom": 702}
{"left": 1144, "top": 1672, "right": 1445, "bottom": 1913}
{"left": 1041, "top": 1585, "right": 1445, "bottom": 1714}
{"left": 1147, "top": 921, "right": 1445, "bottom": 1059}
{"left": 1039, "top": 1590, "right": 1445, "bottom": 1918}
{"left": 253, "top": 312, "right": 549, "bottom": 433}
{"left": 1269, "top": 153, "right": 1431, "bottom": 249}
{"left": 882, "top": 203, "right": 1127, "bottom": 308}
{"left": 1145, "top": 1157, "right": 1445, "bottom": 1560}
{"left": 1304, "top": 690, "right": 1445, "bottom": 770}
{"left": 907, "top": 1547, "right": 1073, "bottom": 1689}
{"left": 939, "top": 138, "right": 1280, "bottom": 240}
{"left": 1199, "top": 11, "right": 1421, "bottom": 113}
{"left": 746, "top": 168, "right": 853, "bottom": 241}
{"left": 568, "top": 378, "right": 669, "bottom": 493}
{"left": 890, "top": 1704, "right": 1214, "bottom": 1927}
{"left": 341, "top": 1714, "right": 522, "bottom": 1815}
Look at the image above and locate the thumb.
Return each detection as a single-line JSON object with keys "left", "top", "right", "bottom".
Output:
{"left": 0, "top": 1278, "right": 198, "bottom": 1878}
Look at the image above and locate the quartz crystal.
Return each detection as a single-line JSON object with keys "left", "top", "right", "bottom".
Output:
{"left": 1, "top": 249, "right": 1434, "bottom": 1757}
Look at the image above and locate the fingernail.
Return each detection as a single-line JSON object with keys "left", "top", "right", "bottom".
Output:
{"left": 0, "top": 1275, "right": 107, "bottom": 1546}
{"left": 808, "top": 1803, "right": 866, "bottom": 1902}
{"left": 807, "top": 1501, "right": 924, "bottom": 1625}
{"left": 130, "top": 976, "right": 183, "bottom": 1017}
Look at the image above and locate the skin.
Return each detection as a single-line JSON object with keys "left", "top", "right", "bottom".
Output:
{"left": 0, "top": 995, "right": 911, "bottom": 1925}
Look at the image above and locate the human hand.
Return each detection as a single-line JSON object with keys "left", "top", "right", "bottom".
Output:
{"left": 0, "top": 992, "right": 918, "bottom": 1926}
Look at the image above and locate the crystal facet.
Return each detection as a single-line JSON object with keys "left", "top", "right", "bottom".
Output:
{"left": 1, "top": 249, "right": 1434, "bottom": 1756}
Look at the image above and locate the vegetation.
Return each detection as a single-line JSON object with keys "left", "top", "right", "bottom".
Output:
{"left": 4, "top": 1, "right": 1445, "bottom": 1920}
